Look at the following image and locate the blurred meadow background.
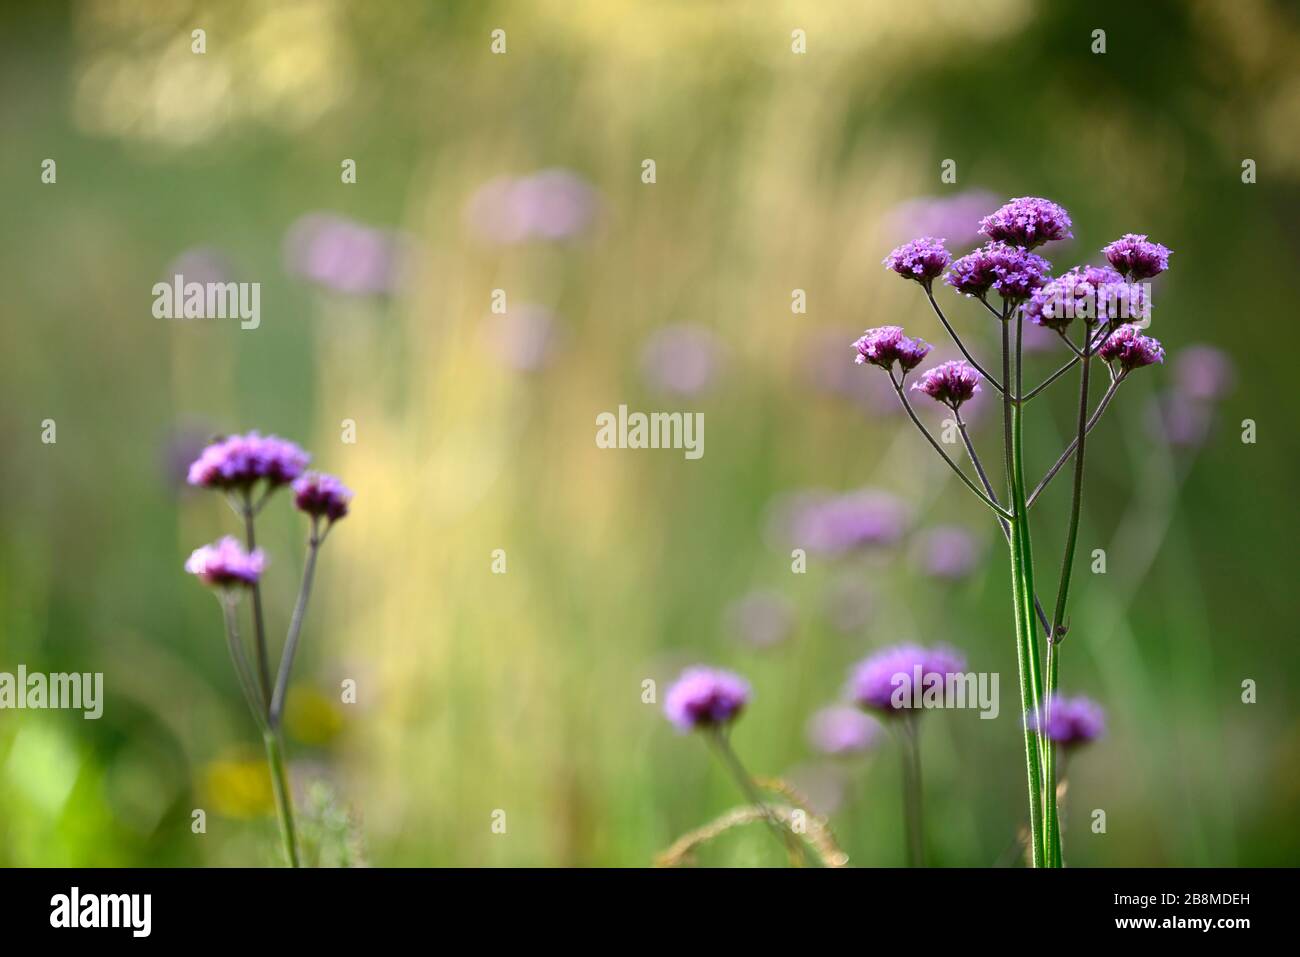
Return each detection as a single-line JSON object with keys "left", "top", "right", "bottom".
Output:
{"left": 2, "top": 0, "right": 1298, "bottom": 866}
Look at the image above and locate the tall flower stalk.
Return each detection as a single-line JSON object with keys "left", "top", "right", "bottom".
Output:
{"left": 184, "top": 433, "right": 354, "bottom": 867}
{"left": 865, "top": 204, "right": 1169, "bottom": 866}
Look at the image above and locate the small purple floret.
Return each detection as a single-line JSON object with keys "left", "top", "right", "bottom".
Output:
{"left": 1099, "top": 324, "right": 1165, "bottom": 371}
{"left": 853, "top": 326, "right": 932, "bottom": 373}
{"left": 1102, "top": 233, "right": 1171, "bottom": 280}
{"left": 292, "top": 472, "right": 353, "bottom": 522}
{"left": 185, "top": 536, "right": 266, "bottom": 588}
{"left": 911, "top": 360, "right": 982, "bottom": 409}
{"left": 663, "top": 667, "right": 751, "bottom": 731}
{"left": 978, "top": 197, "right": 1073, "bottom": 249}
{"left": 808, "top": 706, "right": 881, "bottom": 756}
{"left": 882, "top": 237, "right": 952, "bottom": 284}
{"left": 1026, "top": 693, "right": 1105, "bottom": 748}
{"left": 850, "top": 644, "right": 966, "bottom": 716}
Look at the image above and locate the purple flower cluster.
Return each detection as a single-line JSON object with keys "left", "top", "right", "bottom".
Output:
{"left": 1099, "top": 324, "right": 1165, "bottom": 371}
{"left": 808, "top": 706, "right": 881, "bottom": 756}
{"left": 185, "top": 536, "right": 265, "bottom": 588}
{"left": 664, "top": 667, "right": 751, "bottom": 731}
{"left": 978, "top": 197, "right": 1073, "bottom": 249}
{"left": 1102, "top": 233, "right": 1171, "bottom": 280}
{"left": 882, "top": 237, "right": 952, "bottom": 284}
{"left": 850, "top": 644, "right": 966, "bottom": 716}
{"left": 910, "top": 360, "right": 982, "bottom": 409}
{"left": 853, "top": 326, "right": 932, "bottom": 373}
{"left": 292, "top": 472, "right": 353, "bottom": 523}
{"left": 1027, "top": 693, "right": 1105, "bottom": 748}
{"left": 1022, "top": 264, "right": 1138, "bottom": 330}
{"left": 946, "top": 242, "right": 1051, "bottom": 301}
{"left": 187, "top": 432, "right": 310, "bottom": 490}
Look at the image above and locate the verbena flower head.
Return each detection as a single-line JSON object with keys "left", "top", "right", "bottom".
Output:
{"left": 187, "top": 432, "right": 310, "bottom": 490}
{"left": 664, "top": 667, "right": 751, "bottom": 732}
{"left": 292, "top": 472, "right": 353, "bottom": 523}
{"left": 882, "top": 237, "right": 952, "bottom": 284}
{"left": 911, "top": 360, "right": 982, "bottom": 409}
{"left": 978, "top": 197, "right": 1073, "bottom": 249}
{"left": 850, "top": 644, "right": 966, "bottom": 716}
{"left": 1174, "top": 345, "right": 1235, "bottom": 401}
{"left": 919, "top": 525, "right": 979, "bottom": 580}
{"left": 1102, "top": 233, "right": 1171, "bottom": 280}
{"left": 945, "top": 242, "right": 1050, "bottom": 300}
{"left": 808, "top": 706, "right": 881, "bottom": 756}
{"left": 784, "top": 489, "right": 907, "bottom": 555}
{"left": 1099, "top": 324, "right": 1165, "bottom": 372}
{"left": 853, "top": 326, "right": 932, "bottom": 373}
{"left": 1023, "top": 264, "right": 1133, "bottom": 329}
{"left": 185, "top": 536, "right": 266, "bottom": 588}
{"left": 1026, "top": 693, "right": 1105, "bottom": 748}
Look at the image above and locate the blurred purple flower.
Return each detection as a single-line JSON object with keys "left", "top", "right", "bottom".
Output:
{"left": 663, "top": 666, "right": 750, "bottom": 732}
{"left": 187, "top": 432, "right": 310, "bottom": 490}
{"left": 165, "top": 246, "right": 234, "bottom": 286}
{"left": 887, "top": 191, "right": 1000, "bottom": 249}
{"left": 485, "top": 304, "right": 559, "bottom": 372}
{"left": 772, "top": 489, "right": 907, "bottom": 556}
{"left": 1148, "top": 394, "right": 1212, "bottom": 448}
{"left": 292, "top": 472, "right": 353, "bottom": 523}
{"left": 185, "top": 536, "right": 265, "bottom": 588}
{"left": 725, "top": 589, "right": 795, "bottom": 649}
{"left": 851, "top": 644, "right": 966, "bottom": 716}
{"left": 640, "top": 324, "right": 722, "bottom": 396}
{"left": 808, "top": 706, "right": 882, "bottom": 756}
{"left": 285, "top": 213, "right": 407, "bottom": 295}
{"left": 918, "top": 525, "right": 979, "bottom": 580}
{"left": 1026, "top": 693, "right": 1105, "bottom": 748}
{"left": 465, "top": 169, "right": 598, "bottom": 244}
{"left": 1173, "top": 345, "right": 1235, "bottom": 401}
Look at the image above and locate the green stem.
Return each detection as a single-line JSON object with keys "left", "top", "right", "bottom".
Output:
{"left": 899, "top": 717, "right": 924, "bottom": 867}
{"left": 1004, "top": 309, "right": 1045, "bottom": 867}
{"left": 263, "top": 730, "right": 301, "bottom": 867}
{"left": 707, "top": 731, "right": 808, "bottom": 866}
{"left": 242, "top": 499, "right": 274, "bottom": 711}
{"left": 1043, "top": 326, "right": 1095, "bottom": 867}
{"left": 270, "top": 521, "right": 321, "bottom": 728}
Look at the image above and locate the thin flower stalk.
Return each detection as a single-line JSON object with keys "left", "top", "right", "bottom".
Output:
{"left": 184, "top": 433, "right": 353, "bottom": 868}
